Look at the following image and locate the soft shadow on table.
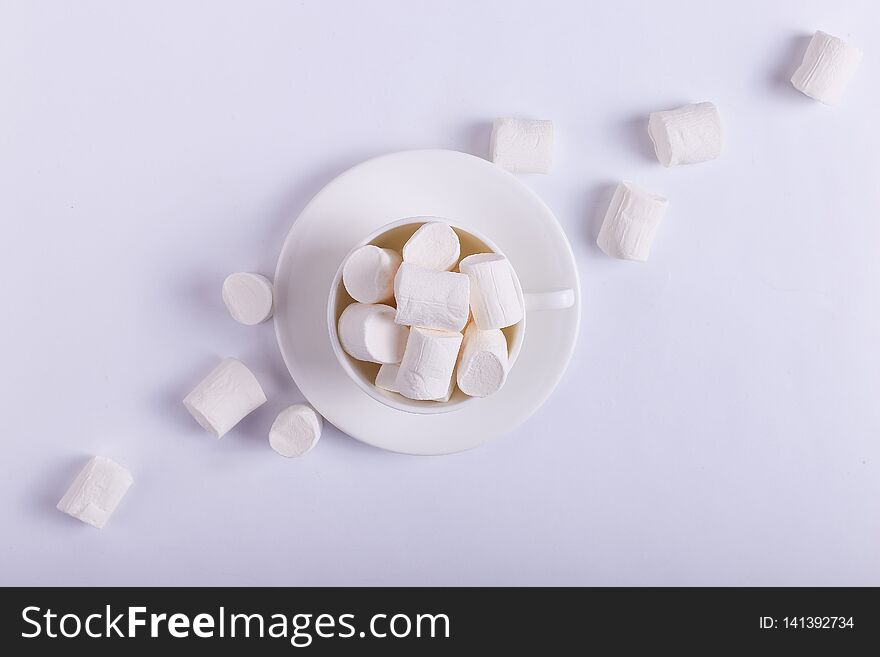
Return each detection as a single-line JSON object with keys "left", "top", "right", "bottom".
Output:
{"left": 182, "top": 277, "right": 228, "bottom": 324}
{"left": 258, "top": 155, "right": 373, "bottom": 274}
{"left": 28, "top": 454, "right": 92, "bottom": 526}
{"left": 769, "top": 34, "right": 813, "bottom": 98}
{"left": 311, "top": 420, "right": 392, "bottom": 457}
{"left": 449, "top": 121, "right": 492, "bottom": 160}
{"left": 619, "top": 113, "right": 655, "bottom": 163}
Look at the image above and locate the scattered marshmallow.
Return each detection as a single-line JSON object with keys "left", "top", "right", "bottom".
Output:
{"left": 342, "top": 245, "right": 402, "bottom": 304}
{"left": 394, "top": 263, "right": 470, "bottom": 332}
{"left": 457, "top": 323, "right": 509, "bottom": 398}
{"left": 222, "top": 273, "right": 274, "bottom": 325}
{"left": 402, "top": 222, "right": 461, "bottom": 271}
{"left": 490, "top": 118, "right": 554, "bottom": 173}
{"left": 269, "top": 404, "right": 323, "bottom": 458}
{"left": 56, "top": 456, "right": 133, "bottom": 529}
{"left": 396, "top": 327, "right": 463, "bottom": 401}
{"left": 791, "top": 31, "right": 863, "bottom": 105}
{"left": 375, "top": 363, "right": 400, "bottom": 393}
{"left": 459, "top": 253, "right": 524, "bottom": 330}
{"left": 338, "top": 303, "right": 409, "bottom": 364}
{"left": 648, "top": 102, "right": 723, "bottom": 167}
{"left": 183, "top": 357, "right": 267, "bottom": 438}
{"left": 597, "top": 182, "right": 669, "bottom": 262}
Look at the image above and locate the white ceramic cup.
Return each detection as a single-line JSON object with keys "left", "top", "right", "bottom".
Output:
{"left": 328, "top": 218, "right": 575, "bottom": 414}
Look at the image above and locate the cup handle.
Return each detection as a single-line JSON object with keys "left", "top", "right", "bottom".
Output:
{"left": 524, "top": 288, "right": 576, "bottom": 312}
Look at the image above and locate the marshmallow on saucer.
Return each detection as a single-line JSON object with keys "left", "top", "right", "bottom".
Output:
{"left": 269, "top": 404, "right": 323, "bottom": 458}
{"left": 459, "top": 253, "right": 523, "bottom": 330}
{"left": 343, "top": 245, "right": 402, "bottom": 304}
{"left": 791, "top": 31, "right": 863, "bottom": 105}
{"left": 183, "top": 357, "right": 267, "bottom": 438}
{"left": 338, "top": 303, "right": 409, "bottom": 364}
{"left": 402, "top": 222, "right": 461, "bottom": 271}
{"left": 597, "top": 182, "right": 669, "bottom": 262}
{"left": 396, "top": 327, "right": 463, "bottom": 401}
{"left": 394, "top": 263, "right": 470, "bottom": 332}
{"left": 375, "top": 363, "right": 400, "bottom": 393}
{"left": 222, "top": 273, "right": 274, "bottom": 325}
{"left": 457, "top": 323, "right": 509, "bottom": 398}
{"left": 491, "top": 118, "right": 554, "bottom": 173}
{"left": 57, "top": 456, "right": 133, "bottom": 529}
{"left": 648, "top": 102, "right": 723, "bottom": 167}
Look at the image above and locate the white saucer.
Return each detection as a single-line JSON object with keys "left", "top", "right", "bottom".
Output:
{"left": 274, "top": 150, "right": 581, "bottom": 455}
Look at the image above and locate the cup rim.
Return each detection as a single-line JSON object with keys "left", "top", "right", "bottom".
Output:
{"left": 326, "top": 216, "right": 526, "bottom": 415}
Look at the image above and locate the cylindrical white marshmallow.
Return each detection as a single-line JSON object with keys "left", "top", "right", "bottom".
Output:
{"left": 457, "top": 323, "right": 509, "bottom": 398}
{"left": 396, "top": 327, "right": 463, "bottom": 401}
{"left": 791, "top": 31, "right": 863, "bottom": 105}
{"left": 648, "top": 102, "right": 723, "bottom": 167}
{"left": 490, "top": 118, "right": 554, "bottom": 174}
{"left": 222, "top": 272, "right": 274, "bottom": 325}
{"left": 269, "top": 404, "right": 323, "bottom": 458}
{"left": 375, "top": 363, "right": 400, "bottom": 393}
{"left": 57, "top": 456, "right": 133, "bottom": 529}
{"left": 459, "top": 253, "right": 524, "bottom": 330}
{"left": 434, "top": 370, "right": 456, "bottom": 403}
{"left": 394, "top": 262, "right": 470, "bottom": 332}
{"left": 402, "top": 222, "right": 461, "bottom": 271}
{"left": 342, "top": 245, "right": 402, "bottom": 304}
{"left": 338, "top": 303, "right": 409, "bottom": 364}
{"left": 183, "top": 357, "right": 267, "bottom": 438}
{"left": 597, "top": 182, "right": 669, "bottom": 262}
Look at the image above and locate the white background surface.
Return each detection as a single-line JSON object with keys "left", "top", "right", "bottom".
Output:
{"left": 1, "top": 0, "right": 878, "bottom": 586}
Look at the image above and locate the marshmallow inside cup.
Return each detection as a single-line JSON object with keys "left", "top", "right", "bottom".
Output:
{"left": 329, "top": 219, "right": 525, "bottom": 414}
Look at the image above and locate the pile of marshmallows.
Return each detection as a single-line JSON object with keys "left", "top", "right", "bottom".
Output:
{"left": 490, "top": 30, "right": 863, "bottom": 263}
{"left": 338, "top": 222, "right": 522, "bottom": 402}
{"left": 55, "top": 29, "right": 863, "bottom": 530}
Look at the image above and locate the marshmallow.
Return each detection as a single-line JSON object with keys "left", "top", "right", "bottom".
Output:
{"left": 57, "top": 456, "right": 133, "bottom": 529}
{"left": 791, "top": 31, "right": 863, "bottom": 105}
{"left": 434, "top": 370, "right": 456, "bottom": 403}
{"left": 396, "top": 327, "right": 463, "bottom": 400}
{"left": 222, "top": 273, "right": 274, "bottom": 325}
{"left": 394, "top": 263, "right": 470, "bottom": 332}
{"left": 490, "top": 118, "right": 554, "bottom": 173}
{"left": 597, "top": 182, "right": 669, "bottom": 262}
{"left": 269, "top": 404, "right": 323, "bottom": 458}
{"left": 183, "top": 357, "right": 267, "bottom": 438}
{"left": 457, "top": 323, "right": 509, "bottom": 398}
{"left": 338, "top": 302, "right": 409, "bottom": 364}
{"left": 402, "top": 222, "right": 461, "bottom": 271}
{"left": 375, "top": 363, "right": 400, "bottom": 393}
{"left": 648, "top": 102, "right": 723, "bottom": 167}
{"left": 459, "top": 253, "right": 524, "bottom": 330}
{"left": 342, "top": 245, "right": 402, "bottom": 304}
